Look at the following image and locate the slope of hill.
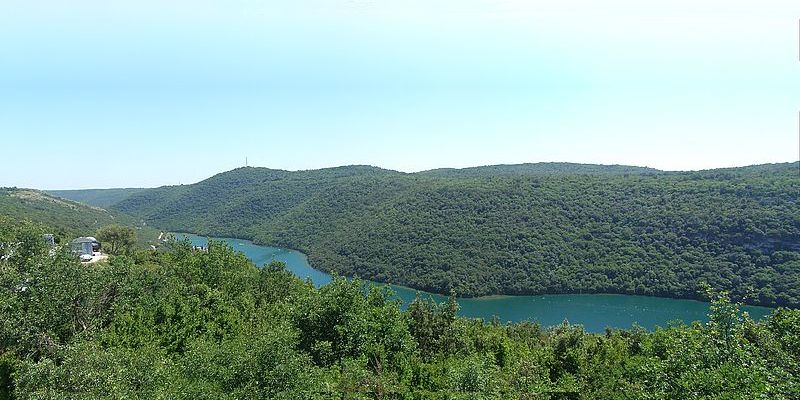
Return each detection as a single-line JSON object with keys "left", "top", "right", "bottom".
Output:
{"left": 0, "top": 187, "right": 156, "bottom": 243}
{"left": 46, "top": 188, "right": 146, "bottom": 208}
{"left": 113, "top": 162, "right": 800, "bottom": 307}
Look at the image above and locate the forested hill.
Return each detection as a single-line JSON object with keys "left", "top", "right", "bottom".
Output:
{"left": 46, "top": 187, "right": 146, "bottom": 208}
{"left": 0, "top": 187, "right": 155, "bottom": 243}
{"left": 0, "top": 188, "right": 122, "bottom": 237}
{"left": 113, "top": 162, "right": 800, "bottom": 307}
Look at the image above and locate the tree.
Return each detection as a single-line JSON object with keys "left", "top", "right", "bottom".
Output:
{"left": 96, "top": 225, "right": 136, "bottom": 255}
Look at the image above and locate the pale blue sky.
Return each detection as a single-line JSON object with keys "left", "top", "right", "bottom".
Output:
{"left": 1, "top": 0, "right": 798, "bottom": 189}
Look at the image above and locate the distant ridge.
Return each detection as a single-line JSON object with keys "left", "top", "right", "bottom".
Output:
{"left": 45, "top": 161, "right": 797, "bottom": 195}
{"left": 0, "top": 187, "right": 141, "bottom": 238}
{"left": 419, "top": 162, "right": 662, "bottom": 176}
{"left": 47, "top": 188, "right": 147, "bottom": 208}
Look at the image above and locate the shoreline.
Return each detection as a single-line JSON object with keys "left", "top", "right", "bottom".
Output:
{"left": 172, "top": 232, "right": 778, "bottom": 313}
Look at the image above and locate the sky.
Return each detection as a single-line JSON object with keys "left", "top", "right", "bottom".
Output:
{"left": 0, "top": 1, "right": 798, "bottom": 189}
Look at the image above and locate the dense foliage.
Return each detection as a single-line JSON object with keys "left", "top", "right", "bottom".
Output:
{"left": 1, "top": 218, "right": 798, "bottom": 399}
{"left": 420, "top": 162, "right": 660, "bottom": 177}
{"left": 96, "top": 225, "right": 137, "bottom": 255}
{"left": 114, "top": 162, "right": 800, "bottom": 307}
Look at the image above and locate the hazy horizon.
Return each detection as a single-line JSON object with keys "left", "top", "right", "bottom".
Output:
{"left": 2, "top": 0, "right": 798, "bottom": 189}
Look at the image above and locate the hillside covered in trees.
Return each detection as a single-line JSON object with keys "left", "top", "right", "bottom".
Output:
{"left": 113, "top": 162, "right": 800, "bottom": 307}
{"left": 0, "top": 188, "right": 157, "bottom": 245}
{"left": 46, "top": 188, "right": 146, "bottom": 208}
{"left": 1, "top": 217, "right": 799, "bottom": 399}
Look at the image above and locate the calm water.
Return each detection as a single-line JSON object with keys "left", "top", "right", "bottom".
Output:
{"left": 179, "top": 234, "right": 774, "bottom": 332}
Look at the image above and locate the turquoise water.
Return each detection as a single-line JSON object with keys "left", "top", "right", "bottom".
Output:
{"left": 179, "top": 234, "right": 774, "bottom": 332}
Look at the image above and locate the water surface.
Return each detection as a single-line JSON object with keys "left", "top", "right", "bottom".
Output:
{"left": 178, "top": 234, "right": 774, "bottom": 332}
